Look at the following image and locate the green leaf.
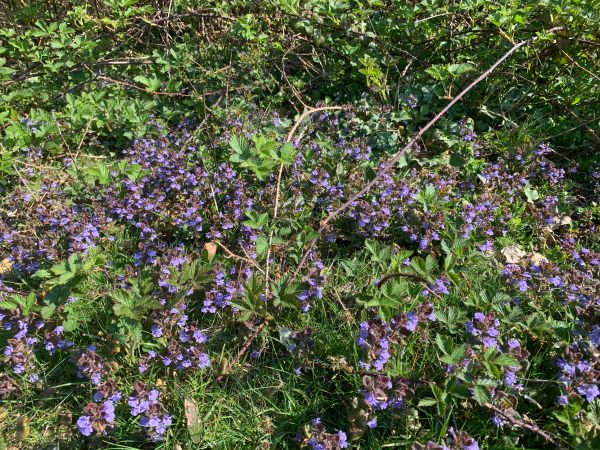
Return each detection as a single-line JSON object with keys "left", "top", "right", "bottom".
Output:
{"left": 436, "top": 334, "right": 453, "bottom": 355}
{"left": 365, "top": 240, "right": 391, "bottom": 263}
{"left": 279, "top": 143, "right": 297, "bottom": 164}
{"left": 229, "top": 134, "right": 250, "bottom": 156}
{"left": 243, "top": 210, "right": 269, "bottom": 229}
{"left": 133, "top": 75, "right": 160, "bottom": 91}
{"left": 447, "top": 63, "right": 475, "bottom": 77}
{"left": 449, "top": 152, "right": 466, "bottom": 167}
{"left": 494, "top": 353, "right": 519, "bottom": 367}
{"left": 40, "top": 304, "right": 56, "bottom": 319}
{"left": 45, "top": 285, "right": 71, "bottom": 305}
{"left": 255, "top": 235, "right": 269, "bottom": 257}
{"left": 381, "top": 279, "right": 410, "bottom": 299}
{"left": 473, "top": 385, "right": 491, "bottom": 405}
{"left": 523, "top": 183, "right": 539, "bottom": 203}
{"left": 417, "top": 397, "right": 438, "bottom": 407}
{"left": 0, "top": 300, "right": 18, "bottom": 310}
{"left": 425, "top": 255, "right": 438, "bottom": 274}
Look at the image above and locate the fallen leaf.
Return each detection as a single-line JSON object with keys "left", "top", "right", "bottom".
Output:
{"left": 501, "top": 245, "right": 527, "bottom": 264}
{"left": 203, "top": 242, "right": 217, "bottom": 259}
{"left": 0, "top": 257, "right": 12, "bottom": 274}
{"left": 16, "top": 416, "right": 29, "bottom": 441}
{"left": 347, "top": 397, "right": 369, "bottom": 440}
{"left": 184, "top": 397, "right": 202, "bottom": 443}
{"left": 529, "top": 252, "right": 548, "bottom": 266}
{"left": 550, "top": 215, "right": 572, "bottom": 230}
{"left": 216, "top": 357, "right": 231, "bottom": 377}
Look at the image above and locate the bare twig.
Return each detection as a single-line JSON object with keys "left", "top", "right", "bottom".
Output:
{"left": 483, "top": 402, "right": 561, "bottom": 446}
{"left": 214, "top": 241, "right": 265, "bottom": 275}
{"left": 94, "top": 74, "right": 194, "bottom": 97}
{"left": 215, "top": 321, "right": 267, "bottom": 382}
{"left": 560, "top": 49, "right": 600, "bottom": 82}
{"left": 0, "top": 285, "right": 30, "bottom": 296}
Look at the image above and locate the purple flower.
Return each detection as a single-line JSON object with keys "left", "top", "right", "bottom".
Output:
{"left": 338, "top": 431, "right": 348, "bottom": 448}
{"left": 491, "top": 415, "right": 505, "bottom": 427}
{"left": 77, "top": 415, "right": 93, "bottom": 436}
{"left": 151, "top": 324, "right": 163, "bottom": 338}
{"left": 577, "top": 384, "right": 600, "bottom": 402}
{"left": 197, "top": 353, "right": 210, "bottom": 368}
{"left": 193, "top": 330, "right": 207, "bottom": 343}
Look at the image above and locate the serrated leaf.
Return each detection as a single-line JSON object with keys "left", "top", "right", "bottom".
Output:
{"left": 436, "top": 334, "right": 453, "bottom": 355}
{"left": 255, "top": 235, "right": 269, "bottom": 257}
{"left": 417, "top": 397, "right": 438, "bottom": 407}
{"left": 0, "top": 300, "right": 18, "bottom": 310}
{"left": 425, "top": 255, "right": 438, "bottom": 274}
{"left": 494, "top": 353, "right": 519, "bottom": 367}
{"left": 381, "top": 279, "right": 410, "bottom": 299}
{"left": 40, "top": 304, "right": 56, "bottom": 319}
{"left": 229, "top": 134, "right": 250, "bottom": 156}
{"left": 45, "top": 285, "right": 71, "bottom": 305}
{"left": 473, "top": 385, "right": 491, "bottom": 405}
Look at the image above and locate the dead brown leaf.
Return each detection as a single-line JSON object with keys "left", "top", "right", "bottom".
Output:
{"left": 204, "top": 242, "right": 217, "bottom": 259}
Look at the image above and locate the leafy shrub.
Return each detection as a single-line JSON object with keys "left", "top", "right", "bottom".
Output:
{"left": 1, "top": 1, "right": 599, "bottom": 449}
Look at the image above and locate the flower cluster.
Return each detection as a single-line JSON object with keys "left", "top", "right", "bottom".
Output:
{"left": 128, "top": 381, "right": 172, "bottom": 441}
{"left": 362, "top": 375, "right": 413, "bottom": 413}
{"left": 0, "top": 374, "right": 20, "bottom": 398}
{"left": 139, "top": 303, "right": 210, "bottom": 372}
{"left": 298, "top": 253, "right": 325, "bottom": 312}
{"left": 556, "top": 343, "right": 600, "bottom": 403}
{"left": 413, "top": 427, "right": 479, "bottom": 450}
{"left": 77, "top": 400, "right": 116, "bottom": 436}
{"left": 76, "top": 347, "right": 109, "bottom": 384}
{"left": 465, "top": 312, "right": 500, "bottom": 348}
{"left": 298, "top": 417, "right": 348, "bottom": 449}
{"left": 0, "top": 174, "right": 109, "bottom": 273}
{"left": 357, "top": 302, "right": 434, "bottom": 370}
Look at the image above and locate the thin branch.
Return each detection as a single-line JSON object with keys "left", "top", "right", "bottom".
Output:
{"left": 215, "top": 321, "right": 267, "bottom": 382}
{"left": 214, "top": 240, "right": 265, "bottom": 275}
{"left": 560, "top": 49, "right": 600, "bottom": 82}
{"left": 94, "top": 74, "right": 194, "bottom": 97}
{"left": 483, "top": 402, "right": 561, "bottom": 446}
